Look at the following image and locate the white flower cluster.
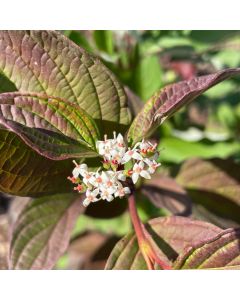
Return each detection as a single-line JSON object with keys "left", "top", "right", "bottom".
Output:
{"left": 68, "top": 132, "right": 161, "bottom": 207}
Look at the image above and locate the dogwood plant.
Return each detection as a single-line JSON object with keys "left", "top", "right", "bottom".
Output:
{"left": 3, "top": 31, "right": 240, "bottom": 271}
{"left": 68, "top": 132, "right": 161, "bottom": 207}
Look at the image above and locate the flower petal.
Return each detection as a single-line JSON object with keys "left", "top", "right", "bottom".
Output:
{"left": 72, "top": 168, "right": 80, "bottom": 178}
{"left": 106, "top": 195, "right": 114, "bottom": 202}
{"left": 117, "top": 172, "right": 126, "bottom": 181}
{"left": 140, "top": 170, "right": 151, "bottom": 179}
{"left": 132, "top": 173, "right": 139, "bottom": 184}
{"left": 92, "top": 189, "right": 100, "bottom": 196}
{"left": 83, "top": 198, "right": 91, "bottom": 207}
{"left": 124, "top": 187, "right": 131, "bottom": 194}
{"left": 132, "top": 152, "right": 143, "bottom": 160}
{"left": 122, "top": 152, "right": 132, "bottom": 164}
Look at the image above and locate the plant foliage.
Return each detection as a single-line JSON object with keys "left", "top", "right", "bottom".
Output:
{"left": 0, "top": 30, "right": 240, "bottom": 270}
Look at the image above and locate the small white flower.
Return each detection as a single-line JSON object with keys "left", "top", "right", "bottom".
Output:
{"left": 95, "top": 141, "right": 105, "bottom": 155}
{"left": 116, "top": 133, "right": 124, "bottom": 145}
{"left": 72, "top": 161, "right": 88, "bottom": 178}
{"left": 114, "top": 185, "right": 131, "bottom": 198}
{"left": 96, "top": 134, "right": 113, "bottom": 157}
{"left": 82, "top": 171, "right": 95, "bottom": 186}
{"left": 138, "top": 140, "right": 157, "bottom": 155}
{"left": 96, "top": 142, "right": 112, "bottom": 159}
{"left": 83, "top": 189, "right": 100, "bottom": 207}
{"left": 96, "top": 132, "right": 126, "bottom": 163}
{"left": 100, "top": 171, "right": 118, "bottom": 189}
{"left": 70, "top": 133, "right": 162, "bottom": 205}
{"left": 109, "top": 148, "right": 125, "bottom": 164}
{"left": 88, "top": 171, "right": 104, "bottom": 187}
{"left": 144, "top": 158, "right": 161, "bottom": 174}
{"left": 100, "top": 186, "right": 115, "bottom": 202}
{"left": 122, "top": 148, "right": 142, "bottom": 164}
{"left": 131, "top": 161, "right": 151, "bottom": 184}
{"left": 101, "top": 170, "right": 112, "bottom": 181}
{"left": 116, "top": 171, "right": 126, "bottom": 182}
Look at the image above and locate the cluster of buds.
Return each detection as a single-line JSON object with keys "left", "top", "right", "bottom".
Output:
{"left": 68, "top": 132, "right": 161, "bottom": 207}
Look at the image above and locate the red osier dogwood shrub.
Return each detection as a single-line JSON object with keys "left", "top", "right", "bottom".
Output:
{"left": 0, "top": 31, "right": 240, "bottom": 270}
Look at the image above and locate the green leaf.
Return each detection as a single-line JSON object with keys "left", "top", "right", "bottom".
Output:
{"left": 105, "top": 216, "right": 221, "bottom": 270}
{"left": 64, "top": 30, "right": 93, "bottom": 53}
{"left": 0, "top": 71, "right": 17, "bottom": 93}
{"left": 189, "top": 30, "right": 240, "bottom": 45}
{"left": 174, "top": 228, "right": 240, "bottom": 269}
{"left": 132, "top": 54, "right": 163, "bottom": 101}
{"left": 93, "top": 30, "right": 114, "bottom": 55}
{"left": 217, "top": 103, "right": 238, "bottom": 130}
{"left": 213, "top": 48, "right": 240, "bottom": 69}
{"left": 0, "top": 92, "right": 100, "bottom": 159}
{"left": 0, "top": 30, "right": 131, "bottom": 134}
{"left": 158, "top": 137, "right": 240, "bottom": 163}
{"left": 176, "top": 158, "right": 240, "bottom": 225}
{"left": 9, "top": 193, "right": 85, "bottom": 269}
{"left": 128, "top": 68, "right": 240, "bottom": 145}
{"left": 0, "top": 129, "right": 72, "bottom": 196}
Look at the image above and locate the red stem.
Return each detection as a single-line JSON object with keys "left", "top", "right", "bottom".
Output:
{"left": 128, "top": 193, "right": 146, "bottom": 242}
{"left": 128, "top": 191, "right": 172, "bottom": 270}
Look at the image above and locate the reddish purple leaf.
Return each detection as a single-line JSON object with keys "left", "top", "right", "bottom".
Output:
{"left": 128, "top": 68, "right": 240, "bottom": 144}
{"left": 0, "top": 30, "right": 131, "bottom": 195}
{"left": 177, "top": 158, "right": 240, "bottom": 226}
{"left": 9, "top": 193, "right": 85, "bottom": 270}
{"left": 105, "top": 216, "right": 221, "bottom": 270}
{"left": 174, "top": 228, "right": 240, "bottom": 269}
{"left": 141, "top": 174, "right": 192, "bottom": 216}
{"left": 0, "top": 129, "right": 73, "bottom": 196}
{"left": 60, "top": 231, "right": 119, "bottom": 270}
{"left": 0, "top": 92, "right": 100, "bottom": 159}
{"left": 124, "top": 86, "right": 144, "bottom": 117}
{"left": 0, "top": 31, "right": 131, "bottom": 132}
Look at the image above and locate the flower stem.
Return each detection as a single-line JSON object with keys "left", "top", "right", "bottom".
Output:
{"left": 128, "top": 191, "right": 172, "bottom": 270}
